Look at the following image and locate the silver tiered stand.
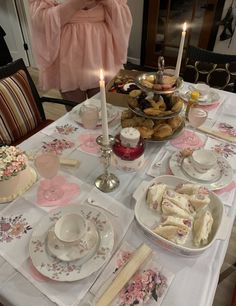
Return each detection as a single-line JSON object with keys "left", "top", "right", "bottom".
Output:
{"left": 95, "top": 135, "right": 120, "bottom": 193}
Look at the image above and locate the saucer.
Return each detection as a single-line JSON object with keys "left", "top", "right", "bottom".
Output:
{"left": 29, "top": 204, "right": 114, "bottom": 282}
{"left": 181, "top": 156, "right": 221, "bottom": 182}
{"left": 180, "top": 90, "right": 220, "bottom": 106}
{"left": 169, "top": 151, "right": 233, "bottom": 190}
{"left": 71, "top": 99, "right": 118, "bottom": 127}
{"left": 47, "top": 220, "right": 99, "bottom": 262}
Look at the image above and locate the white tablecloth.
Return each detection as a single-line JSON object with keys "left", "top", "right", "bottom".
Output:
{"left": 0, "top": 87, "right": 236, "bottom": 306}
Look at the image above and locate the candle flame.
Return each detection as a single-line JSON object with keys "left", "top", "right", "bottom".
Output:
{"left": 100, "top": 69, "right": 104, "bottom": 81}
{"left": 183, "top": 22, "right": 187, "bottom": 32}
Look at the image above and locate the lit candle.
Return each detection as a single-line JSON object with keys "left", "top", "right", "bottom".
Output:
{"left": 99, "top": 69, "right": 109, "bottom": 146}
{"left": 175, "top": 22, "right": 187, "bottom": 77}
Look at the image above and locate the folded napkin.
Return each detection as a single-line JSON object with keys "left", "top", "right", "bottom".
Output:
{"left": 90, "top": 241, "right": 174, "bottom": 306}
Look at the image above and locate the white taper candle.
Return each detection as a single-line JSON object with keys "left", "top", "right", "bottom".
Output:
{"left": 99, "top": 69, "right": 109, "bottom": 146}
{"left": 175, "top": 22, "right": 187, "bottom": 77}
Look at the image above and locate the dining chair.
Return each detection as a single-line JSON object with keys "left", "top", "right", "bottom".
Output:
{"left": 182, "top": 45, "right": 236, "bottom": 92}
{"left": 0, "top": 58, "right": 75, "bottom": 146}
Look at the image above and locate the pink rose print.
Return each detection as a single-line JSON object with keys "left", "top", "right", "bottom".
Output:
{"left": 55, "top": 124, "right": 78, "bottom": 135}
{"left": 170, "top": 130, "right": 204, "bottom": 149}
{"left": 211, "top": 143, "right": 236, "bottom": 159}
{"left": 42, "top": 139, "right": 75, "bottom": 155}
{"left": 0, "top": 215, "right": 32, "bottom": 243}
{"left": 217, "top": 123, "right": 236, "bottom": 138}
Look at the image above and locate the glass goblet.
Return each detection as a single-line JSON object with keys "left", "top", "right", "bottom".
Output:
{"left": 188, "top": 107, "right": 208, "bottom": 129}
{"left": 34, "top": 152, "right": 64, "bottom": 201}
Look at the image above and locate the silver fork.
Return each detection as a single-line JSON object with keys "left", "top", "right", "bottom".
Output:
{"left": 86, "top": 197, "right": 118, "bottom": 217}
{"left": 152, "top": 151, "right": 169, "bottom": 168}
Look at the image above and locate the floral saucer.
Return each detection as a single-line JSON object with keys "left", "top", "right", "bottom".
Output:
{"left": 71, "top": 99, "right": 118, "bottom": 127}
{"left": 46, "top": 220, "right": 99, "bottom": 262}
{"left": 29, "top": 204, "right": 114, "bottom": 281}
{"left": 181, "top": 157, "right": 221, "bottom": 182}
{"left": 169, "top": 151, "right": 233, "bottom": 190}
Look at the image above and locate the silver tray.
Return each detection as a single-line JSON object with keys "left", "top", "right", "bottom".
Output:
{"left": 135, "top": 72, "right": 183, "bottom": 95}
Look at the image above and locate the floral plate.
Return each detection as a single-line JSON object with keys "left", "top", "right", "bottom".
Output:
{"left": 29, "top": 204, "right": 114, "bottom": 281}
{"left": 169, "top": 151, "right": 233, "bottom": 190}
{"left": 70, "top": 99, "right": 118, "bottom": 127}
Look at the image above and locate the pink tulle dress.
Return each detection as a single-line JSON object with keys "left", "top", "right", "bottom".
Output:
{"left": 29, "top": 0, "right": 132, "bottom": 92}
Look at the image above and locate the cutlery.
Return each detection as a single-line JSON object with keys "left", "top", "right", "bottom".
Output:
{"left": 86, "top": 197, "right": 118, "bottom": 217}
{"left": 152, "top": 151, "right": 169, "bottom": 168}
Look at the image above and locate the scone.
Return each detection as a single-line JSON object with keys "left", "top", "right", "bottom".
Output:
{"left": 137, "top": 126, "right": 154, "bottom": 139}
{"left": 167, "top": 116, "right": 182, "bottom": 130}
{"left": 153, "top": 124, "right": 172, "bottom": 139}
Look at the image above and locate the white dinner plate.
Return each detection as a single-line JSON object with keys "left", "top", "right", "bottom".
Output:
{"left": 179, "top": 90, "right": 220, "bottom": 106}
{"left": 169, "top": 151, "right": 233, "bottom": 190}
{"left": 29, "top": 204, "right": 114, "bottom": 282}
{"left": 70, "top": 99, "right": 118, "bottom": 127}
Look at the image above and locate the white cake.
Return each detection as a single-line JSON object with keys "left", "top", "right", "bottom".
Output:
{"left": 120, "top": 127, "right": 140, "bottom": 148}
{"left": 0, "top": 146, "right": 37, "bottom": 202}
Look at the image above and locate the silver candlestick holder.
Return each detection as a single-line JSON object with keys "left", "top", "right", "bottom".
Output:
{"left": 95, "top": 135, "right": 120, "bottom": 193}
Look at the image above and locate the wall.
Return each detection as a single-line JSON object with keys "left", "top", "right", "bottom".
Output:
{"left": 127, "top": 0, "right": 144, "bottom": 65}
{"left": 214, "top": 0, "right": 236, "bottom": 54}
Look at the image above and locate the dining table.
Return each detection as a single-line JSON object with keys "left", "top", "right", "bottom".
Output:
{"left": 0, "top": 82, "right": 236, "bottom": 306}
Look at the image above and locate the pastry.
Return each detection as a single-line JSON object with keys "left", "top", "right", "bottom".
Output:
{"left": 143, "top": 108, "right": 163, "bottom": 116}
{"left": 121, "top": 109, "right": 134, "bottom": 120}
{"left": 153, "top": 225, "right": 189, "bottom": 245}
{"left": 189, "top": 194, "right": 211, "bottom": 212}
{"left": 161, "top": 215, "right": 192, "bottom": 230}
{"left": 162, "top": 199, "right": 193, "bottom": 219}
{"left": 129, "top": 89, "right": 142, "bottom": 98}
{"left": 146, "top": 183, "right": 167, "bottom": 211}
{"left": 153, "top": 124, "right": 173, "bottom": 139}
{"left": 146, "top": 75, "right": 155, "bottom": 83}
{"left": 171, "top": 99, "right": 183, "bottom": 113}
{"left": 167, "top": 116, "right": 182, "bottom": 130}
{"left": 149, "top": 99, "right": 166, "bottom": 111}
{"left": 163, "top": 189, "right": 195, "bottom": 214}
{"left": 128, "top": 97, "right": 138, "bottom": 108}
{"left": 121, "top": 118, "right": 136, "bottom": 128}
{"left": 142, "top": 119, "right": 155, "bottom": 129}
{"left": 193, "top": 210, "right": 213, "bottom": 246}
{"left": 137, "top": 127, "right": 154, "bottom": 139}
{"left": 141, "top": 79, "right": 153, "bottom": 89}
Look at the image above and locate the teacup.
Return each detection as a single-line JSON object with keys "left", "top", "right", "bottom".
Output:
{"left": 192, "top": 83, "right": 210, "bottom": 99}
{"left": 54, "top": 213, "right": 87, "bottom": 244}
{"left": 191, "top": 149, "right": 217, "bottom": 173}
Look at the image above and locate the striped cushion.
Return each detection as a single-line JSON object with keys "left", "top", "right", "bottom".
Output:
{"left": 0, "top": 70, "right": 42, "bottom": 145}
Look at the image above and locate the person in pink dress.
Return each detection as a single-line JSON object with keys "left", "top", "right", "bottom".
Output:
{"left": 29, "top": 0, "right": 132, "bottom": 107}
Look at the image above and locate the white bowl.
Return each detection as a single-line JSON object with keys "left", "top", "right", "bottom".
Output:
{"left": 191, "top": 149, "right": 217, "bottom": 173}
{"left": 133, "top": 175, "right": 228, "bottom": 256}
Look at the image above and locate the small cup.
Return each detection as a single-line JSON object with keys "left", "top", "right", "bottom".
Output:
{"left": 194, "top": 83, "right": 210, "bottom": 97}
{"left": 54, "top": 213, "right": 87, "bottom": 244}
{"left": 191, "top": 149, "right": 217, "bottom": 173}
{"left": 79, "top": 104, "right": 99, "bottom": 129}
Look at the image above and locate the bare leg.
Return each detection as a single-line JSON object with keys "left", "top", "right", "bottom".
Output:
{"left": 61, "top": 88, "right": 87, "bottom": 111}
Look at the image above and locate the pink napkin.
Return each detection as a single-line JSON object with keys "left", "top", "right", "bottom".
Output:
{"left": 37, "top": 176, "right": 80, "bottom": 206}
{"left": 170, "top": 130, "right": 205, "bottom": 149}
{"left": 78, "top": 133, "right": 100, "bottom": 155}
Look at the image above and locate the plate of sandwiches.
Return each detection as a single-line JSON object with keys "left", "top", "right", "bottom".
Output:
{"left": 133, "top": 175, "right": 228, "bottom": 256}
{"left": 121, "top": 109, "right": 185, "bottom": 141}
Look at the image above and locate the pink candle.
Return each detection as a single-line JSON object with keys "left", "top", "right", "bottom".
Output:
{"left": 99, "top": 69, "right": 109, "bottom": 145}
{"left": 175, "top": 22, "right": 187, "bottom": 77}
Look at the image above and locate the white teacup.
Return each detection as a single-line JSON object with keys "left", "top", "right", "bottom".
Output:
{"left": 192, "top": 83, "right": 210, "bottom": 98}
{"left": 54, "top": 213, "right": 87, "bottom": 244}
{"left": 191, "top": 149, "right": 217, "bottom": 173}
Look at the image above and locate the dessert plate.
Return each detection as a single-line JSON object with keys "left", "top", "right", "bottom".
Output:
{"left": 181, "top": 157, "right": 221, "bottom": 182}
{"left": 70, "top": 99, "right": 118, "bottom": 127}
{"left": 29, "top": 204, "right": 114, "bottom": 282}
{"left": 47, "top": 220, "right": 99, "bottom": 262}
{"left": 169, "top": 151, "right": 233, "bottom": 190}
{"left": 180, "top": 89, "right": 220, "bottom": 106}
